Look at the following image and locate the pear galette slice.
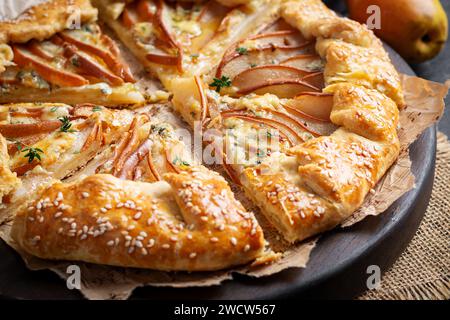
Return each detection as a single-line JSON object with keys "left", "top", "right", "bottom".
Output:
{"left": 0, "top": 0, "right": 144, "bottom": 106}
{"left": 8, "top": 110, "right": 266, "bottom": 271}
{"left": 92, "top": 0, "right": 281, "bottom": 85}
{"left": 0, "top": 103, "right": 136, "bottom": 179}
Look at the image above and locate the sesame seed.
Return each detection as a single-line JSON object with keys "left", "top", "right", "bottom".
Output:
{"left": 81, "top": 192, "right": 90, "bottom": 198}
{"left": 57, "top": 227, "right": 64, "bottom": 234}
{"left": 187, "top": 233, "right": 193, "bottom": 240}
{"left": 31, "top": 235, "right": 41, "bottom": 245}
{"left": 28, "top": 216, "right": 35, "bottom": 222}
{"left": 107, "top": 240, "right": 115, "bottom": 246}
{"left": 139, "top": 231, "right": 148, "bottom": 238}
{"left": 189, "top": 252, "right": 197, "bottom": 259}
{"left": 133, "top": 212, "right": 142, "bottom": 220}
{"left": 244, "top": 244, "right": 251, "bottom": 252}
{"left": 210, "top": 237, "right": 219, "bottom": 243}
{"left": 170, "top": 236, "right": 178, "bottom": 242}
{"left": 162, "top": 244, "right": 170, "bottom": 249}
{"left": 147, "top": 239, "right": 155, "bottom": 247}
{"left": 230, "top": 237, "right": 237, "bottom": 246}
{"left": 141, "top": 248, "right": 148, "bottom": 255}
{"left": 80, "top": 234, "right": 88, "bottom": 240}
{"left": 54, "top": 212, "right": 63, "bottom": 218}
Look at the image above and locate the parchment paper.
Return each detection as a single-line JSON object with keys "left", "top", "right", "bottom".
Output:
{"left": 0, "top": 0, "right": 448, "bottom": 301}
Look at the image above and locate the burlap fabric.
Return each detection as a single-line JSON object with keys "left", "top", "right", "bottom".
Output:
{"left": 360, "top": 132, "right": 450, "bottom": 300}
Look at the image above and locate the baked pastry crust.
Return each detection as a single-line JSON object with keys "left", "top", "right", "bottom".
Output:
{"left": 11, "top": 170, "right": 264, "bottom": 271}
{"left": 0, "top": 0, "right": 98, "bottom": 44}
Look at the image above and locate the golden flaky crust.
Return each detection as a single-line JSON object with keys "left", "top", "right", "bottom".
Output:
{"left": 282, "top": 0, "right": 405, "bottom": 106}
{"left": 11, "top": 171, "right": 265, "bottom": 271}
{"left": 0, "top": 134, "right": 20, "bottom": 200}
{"left": 0, "top": 0, "right": 98, "bottom": 44}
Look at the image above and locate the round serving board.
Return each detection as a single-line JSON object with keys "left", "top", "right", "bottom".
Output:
{"left": 0, "top": 47, "right": 437, "bottom": 300}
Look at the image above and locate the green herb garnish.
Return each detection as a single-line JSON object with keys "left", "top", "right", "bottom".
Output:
{"left": 209, "top": 76, "right": 231, "bottom": 93}
{"left": 256, "top": 149, "right": 266, "bottom": 157}
{"left": 92, "top": 106, "right": 102, "bottom": 112}
{"left": 22, "top": 147, "right": 44, "bottom": 163}
{"left": 15, "top": 141, "right": 23, "bottom": 151}
{"left": 236, "top": 47, "right": 248, "bottom": 55}
{"left": 172, "top": 156, "right": 190, "bottom": 167}
{"left": 50, "top": 106, "right": 58, "bottom": 113}
{"left": 58, "top": 116, "right": 76, "bottom": 133}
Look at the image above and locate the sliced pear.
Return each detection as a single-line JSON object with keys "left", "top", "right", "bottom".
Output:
{"left": 237, "top": 78, "right": 319, "bottom": 98}
{"left": 233, "top": 65, "right": 314, "bottom": 90}
{"left": 221, "top": 111, "right": 304, "bottom": 146}
{"left": 63, "top": 44, "right": 124, "bottom": 86}
{"left": 260, "top": 19, "right": 297, "bottom": 33}
{"left": 116, "top": 139, "right": 153, "bottom": 180}
{"left": 146, "top": 50, "right": 179, "bottom": 65}
{"left": 60, "top": 32, "right": 135, "bottom": 82}
{"left": 281, "top": 54, "right": 323, "bottom": 71}
{"left": 190, "top": 1, "right": 230, "bottom": 52}
{"left": 121, "top": 6, "right": 138, "bottom": 28}
{"left": 194, "top": 75, "right": 209, "bottom": 123}
{"left": 136, "top": 0, "right": 156, "bottom": 22}
{"left": 244, "top": 30, "right": 308, "bottom": 50}
{"left": 0, "top": 120, "right": 61, "bottom": 138}
{"left": 12, "top": 45, "right": 88, "bottom": 87}
{"left": 283, "top": 93, "right": 334, "bottom": 122}
{"left": 302, "top": 72, "right": 324, "bottom": 89}
{"left": 27, "top": 40, "right": 54, "bottom": 61}
{"left": 217, "top": 44, "right": 315, "bottom": 79}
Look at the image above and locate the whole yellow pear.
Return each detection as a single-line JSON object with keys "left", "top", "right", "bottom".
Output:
{"left": 347, "top": 0, "right": 448, "bottom": 63}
